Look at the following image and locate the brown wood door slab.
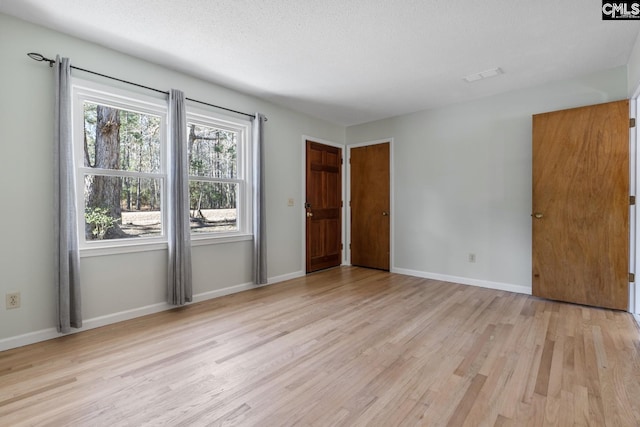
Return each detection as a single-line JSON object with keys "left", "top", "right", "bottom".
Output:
{"left": 350, "top": 142, "right": 390, "bottom": 270}
{"left": 306, "top": 141, "right": 342, "bottom": 273}
{"left": 532, "top": 100, "right": 629, "bottom": 310}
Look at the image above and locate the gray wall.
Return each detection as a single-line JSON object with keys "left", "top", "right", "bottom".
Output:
{"left": 1, "top": 10, "right": 636, "bottom": 348}
{"left": 628, "top": 29, "right": 640, "bottom": 96}
{"left": 346, "top": 67, "right": 628, "bottom": 292}
{"left": 0, "top": 13, "right": 345, "bottom": 346}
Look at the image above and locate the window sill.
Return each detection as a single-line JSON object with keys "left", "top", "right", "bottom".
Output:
{"left": 79, "top": 234, "right": 253, "bottom": 257}
{"left": 80, "top": 240, "right": 168, "bottom": 258}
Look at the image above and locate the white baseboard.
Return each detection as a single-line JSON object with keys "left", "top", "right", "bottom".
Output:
{"left": 391, "top": 267, "right": 531, "bottom": 295}
{"left": 0, "top": 299, "right": 180, "bottom": 352}
{"left": 0, "top": 272, "right": 302, "bottom": 352}
{"left": 0, "top": 268, "right": 531, "bottom": 352}
{"left": 192, "top": 281, "right": 257, "bottom": 303}
{"left": 268, "top": 270, "right": 305, "bottom": 285}
{"left": 0, "top": 327, "right": 59, "bottom": 352}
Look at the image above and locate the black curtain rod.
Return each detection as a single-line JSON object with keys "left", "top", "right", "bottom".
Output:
{"left": 27, "top": 52, "right": 263, "bottom": 121}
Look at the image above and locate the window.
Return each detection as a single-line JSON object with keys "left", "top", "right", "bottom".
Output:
{"left": 72, "top": 80, "right": 252, "bottom": 253}
{"left": 187, "top": 110, "right": 251, "bottom": 239}
{"left": 73, "top": 81, "right": 167, "bottom": 249}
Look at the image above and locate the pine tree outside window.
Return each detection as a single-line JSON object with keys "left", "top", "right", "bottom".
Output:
{"left": 73, "top": 82, "right": 167, "bottom": 251}
{"left": 72, "top": 80, "right": 252, "bottom": 255}
{"left": 186, "top": 110, "right": 251, "bottom": 240}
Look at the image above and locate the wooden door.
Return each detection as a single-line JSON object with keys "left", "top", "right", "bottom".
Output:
{"left": 350, "top": 142, "right": 390, "bottom": 270}
{"left": 532, "top": 100, "right": 629, "bottom": 310}
{"left": 306, "top": 141, "right": 342, "bottom": 273}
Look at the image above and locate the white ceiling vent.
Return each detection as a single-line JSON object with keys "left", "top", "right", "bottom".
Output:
{"left": 463, "top": 67, "right": 504, "bottom": 83}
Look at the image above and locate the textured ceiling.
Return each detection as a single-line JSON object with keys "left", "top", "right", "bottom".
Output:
{"left": 1, "top": 0, "right": 639, "bottom": 126}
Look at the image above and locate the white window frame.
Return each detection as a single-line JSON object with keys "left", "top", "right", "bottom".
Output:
{"left": 72, "top": 79, "right": 168, "bottom": 256}
{"left": 186, "top": 106, "right": 253, "bottom": 245}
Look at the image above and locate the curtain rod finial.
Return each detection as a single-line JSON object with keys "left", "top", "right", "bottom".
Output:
{"left": 27, "top": 52, "right": 55, "bottom": 67}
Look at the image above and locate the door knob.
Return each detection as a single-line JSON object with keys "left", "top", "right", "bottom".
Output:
{"left": 533, "top": 212, "right": 543, "bottom": 219}
{"left": 382, "top": 211, "right": 389, "bottom": 216}
{"left": 306, "top": 212, "right": 313, "bottom": 217}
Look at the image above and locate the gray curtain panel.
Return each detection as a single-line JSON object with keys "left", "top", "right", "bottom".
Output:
{"left": 253, "top": 113, "right": 267, "bottom": 285}
{"left": 167, "top": 89, "right": 193, "bottom": 305}
{"left": 54, "top": 56, "right": 82, "bottom": 333}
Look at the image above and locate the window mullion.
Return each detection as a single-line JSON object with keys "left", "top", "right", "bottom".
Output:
{"left": 188, "top": 176, "right": 242, "bottom": 184}
{"left": 80, "top": 167, "right": 165, "bottom": 180}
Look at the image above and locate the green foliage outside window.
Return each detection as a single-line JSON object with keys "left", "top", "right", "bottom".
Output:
{"left": 81, "top": 98, "right": 243, "bottom": 240}
{"left": 85, "top": 207, "right": 118, "bottom": 240}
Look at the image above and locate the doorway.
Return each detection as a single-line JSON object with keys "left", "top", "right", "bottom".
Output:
{"left": 349, "top": 141, "right": 391, "bottom": 271}
{"left": 532, "top": 100, "right": 630, "bottom": 310}
{"left": 305, "top": 139, "right": 343, "bottom": 273}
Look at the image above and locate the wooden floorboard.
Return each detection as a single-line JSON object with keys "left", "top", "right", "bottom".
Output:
{"left": 1, "top": 267, "right": 640, "bottom": 426}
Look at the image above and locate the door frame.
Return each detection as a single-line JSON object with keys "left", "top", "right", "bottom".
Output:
{"left": 301, "top": 136, "right": 346, "bottom": 274}
{"left": 631, "top": 93, "right": 639, "bottom": 315}
{"left": 346, "top": 138, "right": 395, "bottom": 269}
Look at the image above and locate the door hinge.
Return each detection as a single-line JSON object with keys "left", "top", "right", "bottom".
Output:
{"left": 630, "top": 273, "right": 635, "bottom": 282}
{"left": 341, "top": 157, "right": 343, "bottom": 165}
{"left": 340, "top": 243, "right": 343, "bottom": 250}
{"left": 349, "top": 243, "right": 351, "bottom": 249}
{"left": 631, "top": 118, "right": 636, "bottom": 128}
{"left": 341, "top": 200, "right": 343, "bottom": 207}
{"left": 631, "top": 195, "right": 636, "bottom": 206}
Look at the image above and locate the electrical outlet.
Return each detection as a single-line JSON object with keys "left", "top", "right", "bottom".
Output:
{"left": 6, "top": 292, "right": 20, "bottom": 309}
{"left": 468, "top": 253, "right": 476, "bottom": 263}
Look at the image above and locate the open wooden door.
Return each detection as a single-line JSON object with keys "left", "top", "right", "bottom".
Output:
{"left": 532, "top": 100, "right": 629, "bottom": 310}
{"left": 350, "top": 142, "right": 390, "bottom": 271}
{"left": 306, "top": 140, "right": 342, "bottom": 273}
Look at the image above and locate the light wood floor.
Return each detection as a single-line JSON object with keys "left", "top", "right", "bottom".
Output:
{"left": 1, "top": 267, "right": 640, "bottom": 426}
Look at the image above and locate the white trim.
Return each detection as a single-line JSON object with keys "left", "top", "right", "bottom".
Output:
{"left": 301, "top": 136, "right": 347, "bottom": 274}
{"left": 80, "top": 241, "right": 167, "bottom": 257}
{"left": 80, "top": 169, "right": 165, "bottom": 180}
{"left": 186, "top": 107, "right": 253, "bottom": 239}
{"left": 0, "top": 300, "right": 172, "bottom": 352}
{"left": 346, "top": 138, "right": 395, "bottom": 270}
{"left": 268, "top": 270, "right": 305, "bottom": 285}
{"left": 392, "top": 267, "right": 531, "bottom": 295}
{"left": 631, "top": 86, "right": 640, "bottom": 315}
{"left": 0, "top": 266, "right": 529, "bottom": 352}
{"left": 191, "top": 282, "right": 259, "bottom": 302}
{"left": 80, "top": 234, "right": 253, "bottom": 257}
{"left": 347, "top": 138, "right": 393, "bottom": 149}
{"left": 72, "top": 78, "right": 169, "bottom": 249}
{"left": 629, "top": 96, "right": 640, "bottom": 313}
{"left": 0, "top": 270, "right": 302, "bottom": 352}
{"left": 72, "top": 79, "right": 255, "bottom": 252}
